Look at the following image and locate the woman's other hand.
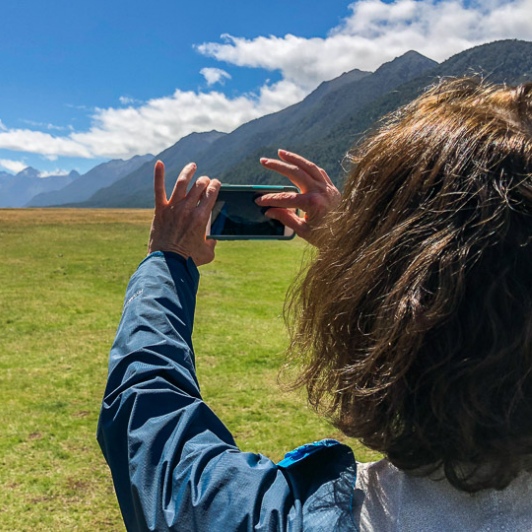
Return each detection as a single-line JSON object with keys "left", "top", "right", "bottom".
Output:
{"left": 257, "top": 150, "right": 341, "bottom": 246}
{"left": 148, "top": 161, "right": 221, "bottom": 266}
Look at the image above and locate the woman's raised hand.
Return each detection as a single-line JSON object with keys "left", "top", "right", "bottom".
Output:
{"left": 148, "top": 161, "right": 221, "bottom": 266}
{"left": 257, "top": 150, "right": 341, "bottom": 246}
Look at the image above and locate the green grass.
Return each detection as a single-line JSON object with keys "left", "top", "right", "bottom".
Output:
{"left": 0, "top": 209, "right": 380, "bottom": 531}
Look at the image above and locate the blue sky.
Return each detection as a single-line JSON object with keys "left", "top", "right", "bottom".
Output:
{"left": 0, "top": 0, "right": 531, "bottom": 176}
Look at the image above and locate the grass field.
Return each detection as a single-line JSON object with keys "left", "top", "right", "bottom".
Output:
{"left": 0, "top": 209, "right": 380, "bottom": 531}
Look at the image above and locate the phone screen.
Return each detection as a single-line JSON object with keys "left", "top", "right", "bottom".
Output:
{"left": 207, "top": 187, "right": 296, "bottom": 239}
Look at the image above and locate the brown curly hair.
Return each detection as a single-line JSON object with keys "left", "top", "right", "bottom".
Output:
{"left": 288, "top": 78, "right": 532, "bottom": 492}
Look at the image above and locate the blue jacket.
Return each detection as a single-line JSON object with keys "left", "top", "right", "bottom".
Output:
{"left": 97, "top": 252, "right": 357, "bottom": 531}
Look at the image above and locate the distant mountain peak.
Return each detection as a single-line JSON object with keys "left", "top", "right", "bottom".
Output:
{"left": 130, "top": 153, "right": 154, "bottom": 161}
{"left": 182, "top": 130, "right": 227, "bottom": 141}
{"left": 401, "top": 50, "right": 430, "bottom": 59}
{"left": 16, "top": 167, "right": 40, "bottom": 179}
{"left": 374, "top": 50, "right": 438, "bottom": 77}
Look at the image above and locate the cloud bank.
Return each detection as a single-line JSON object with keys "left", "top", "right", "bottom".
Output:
{"left": 0, "top": 0, "right": 531, "bottom": 162}
{"left": 198, "top": 0, "right": 532, "bottom": 89}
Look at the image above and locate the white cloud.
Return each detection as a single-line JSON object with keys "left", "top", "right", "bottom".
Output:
{"left": 0, "top": 0, "right": 531, "bottom": 163}
{"left": 0, "top": 129, "right": 92, "bottom": 158}
{"left": 200, "top": 67, "right": 232, "bottom": 86}
{"left": 198, "top": 0, "right": 532, "bottom": 88}
{"left": 70, "top": 83, "right": 307, "bottom": 158}
{"left": 0, "top": 82, "right": 307, "bottom": 160}
{"left": 0, "top": 158, "right": 28, "bottom": 173}
{"left": 0, "top": 119, "right": 7, "bottom": 131}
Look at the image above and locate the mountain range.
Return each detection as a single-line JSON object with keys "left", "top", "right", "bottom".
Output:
{"left": 0, "top": 168, "right": 80, "bottom": 208}
{"left": 4, "top": 39, "right": 532, "bottom": 209}
{"left": 26, "top": 154, "right": 154, "bottom": 207}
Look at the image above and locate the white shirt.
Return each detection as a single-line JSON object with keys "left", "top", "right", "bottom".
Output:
{"left": 355, "top": 460, "right": 532, "bottom": 531}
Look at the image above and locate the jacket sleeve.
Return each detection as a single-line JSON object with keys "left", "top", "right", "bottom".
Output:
{"left": 97, "top": 251, "right": 357, "bottom": 532}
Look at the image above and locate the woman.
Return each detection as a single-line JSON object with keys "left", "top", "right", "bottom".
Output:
{"left": 98, "top": 78, "right": 532, "bottom": 530}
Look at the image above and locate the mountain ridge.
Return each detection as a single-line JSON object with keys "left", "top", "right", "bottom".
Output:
{"left": 81, "top": 130, "right": 226, "bottom": 207}
{"left": 11, "top": 39, "right": 532, "bottom": 209}
{"left": 82, "top": 49, "right": 438, "bottom": 207}
{"left": 296, "top": 38, "right": 532, "bottom": 188}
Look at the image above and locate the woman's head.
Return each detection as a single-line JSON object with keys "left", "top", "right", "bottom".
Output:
{"left": 290, "top": 78, "right": 532, "bottom": 491}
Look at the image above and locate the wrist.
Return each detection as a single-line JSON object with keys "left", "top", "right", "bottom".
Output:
{"left": 147, "top": 242, "right": 191, "bottom": 259}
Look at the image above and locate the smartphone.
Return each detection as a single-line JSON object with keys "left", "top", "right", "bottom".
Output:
{"left": 206, "top": 184, "right": 298, "bottom": 240}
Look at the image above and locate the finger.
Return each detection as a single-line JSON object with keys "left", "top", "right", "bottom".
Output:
{"left": 257, "top": 191, "right": 324, "bottom": 216}
{"left": 169, "top": 163, "right": 197, "bottom": 203}
{"left": 197, "top": 178, "right": 221, "bottom": 215}
{"left": 186, "top": 175, "right": 210, "bottom": 206}
{"left": 255, "top": 192, "right": 307, "bottom": 210}
{"left": 265, "top": 208, "right": 309, "bottom": 240}
{"left": 154, "top": 161, "right": 167, "bottom": 207}
{"left": 260, "top": 152, "right": 332, "bottom": 192}
{"left": 260, "top": 158, "right": 313, "bottom": 192}
{"left": 278, "top": 149, "right": 333, "bottom": 185}
{"left": 319, "top": 167, "right": 335, "bottom": 187}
